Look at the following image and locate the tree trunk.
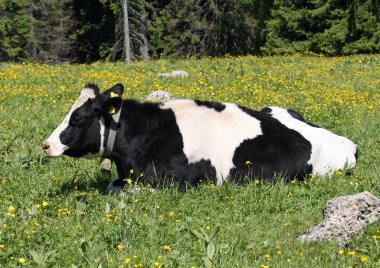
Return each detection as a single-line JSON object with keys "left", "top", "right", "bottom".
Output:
{"left": 123, "top": 0, "right": 131, "bottom": 63}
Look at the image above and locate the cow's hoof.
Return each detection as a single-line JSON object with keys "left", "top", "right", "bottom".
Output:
{"left": 106, "top": 180, "right": 124, "bottom": 195}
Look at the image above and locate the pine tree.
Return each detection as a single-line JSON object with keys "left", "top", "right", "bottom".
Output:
{"left": 262, "top": 0, "right": 380, "bottom": 55}
{"left": 72, "top": 0, "right": 117, "bottom": 62}
{"left": 0, "top": 0, "right": 31, "bottom": 61}
{"left": 26, "top": 0, "right": 75, "bottom": 62}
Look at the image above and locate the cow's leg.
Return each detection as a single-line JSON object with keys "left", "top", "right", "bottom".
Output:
{"left": 106, "top": 178, "right": 124, "bottom": 194}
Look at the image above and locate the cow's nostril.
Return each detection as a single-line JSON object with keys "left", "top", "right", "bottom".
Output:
{"left": 42, "top": 142, "right": 50, "bottom": 151}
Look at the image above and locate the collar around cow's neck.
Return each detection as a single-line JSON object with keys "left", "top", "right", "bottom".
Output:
{"left": 102, "top": 107, "right": 122, "bottom": 159}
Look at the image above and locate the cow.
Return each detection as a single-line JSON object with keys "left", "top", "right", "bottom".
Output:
{"left": 42, "top": 83, "right": 358, "bottom": 192}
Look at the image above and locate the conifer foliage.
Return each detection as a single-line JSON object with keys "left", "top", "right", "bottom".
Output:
{"left": 0, "top": 0, "right": 379, "bottom": 62}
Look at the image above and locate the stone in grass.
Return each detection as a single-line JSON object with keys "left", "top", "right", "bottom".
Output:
{"left": 298, "top": 191, "right": 380, "bottom": 245}
{"left": 144, "top": 90, "right": 172, "bottom": 103}
{"left": 157, "top": 70, "right": 189, "bottom": 78}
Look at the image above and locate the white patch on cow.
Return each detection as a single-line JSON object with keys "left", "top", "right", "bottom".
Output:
{"left": 98, "top": 117, "right": 106, "bottom": 155}
{"left": 268, "top": 107, "right": 357, "bottom": 176}
{"left": 161, "top": 100, "right": 262, "bottom": 185}
{"left": 44, "top": 87, "right": 96, "bottom": 156}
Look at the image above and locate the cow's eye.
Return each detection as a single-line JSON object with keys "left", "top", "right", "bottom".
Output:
{"left": 70, "top": 118, "right": 83, "bottom": 127}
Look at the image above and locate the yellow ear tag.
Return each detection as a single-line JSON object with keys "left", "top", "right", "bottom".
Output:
{"left": 108, "top": 105, "right": 116, "bottom": 115}
{"left": 110, "top": 92, "right": 118, "bottom": 98}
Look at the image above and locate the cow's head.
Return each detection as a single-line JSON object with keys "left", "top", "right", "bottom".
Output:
{"left": 42, "top": 84, "right": 123, "bottom": 158}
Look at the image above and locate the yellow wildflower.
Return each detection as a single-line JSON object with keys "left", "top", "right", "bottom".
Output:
{"left": 163, "top": 245, "right": 172, "bottom": 252}
{"left": 8, "top": 206, "right": 15, "bottom": 212}
{"left": 18, "top": 258, "right": 26, "bottom": 265}
{"left": 117, "top": 244, "right": 123, "bottom": 251}
{"left": 42, "top": 201, "right": 48, "bottom": 207}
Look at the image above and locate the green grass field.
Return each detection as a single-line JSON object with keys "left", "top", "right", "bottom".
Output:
{"left": 0, "top": 55, "right": 379, "bottom": 267}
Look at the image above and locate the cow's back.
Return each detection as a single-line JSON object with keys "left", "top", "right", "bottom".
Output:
{"left": 161, "top": 99, "right": 263, "bottom": 184}
{"left": 265, "top": 106, "right": 357, "bottom": 176}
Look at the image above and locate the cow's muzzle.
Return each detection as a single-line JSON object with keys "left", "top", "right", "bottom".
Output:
{"left": 42, "top": 141, "right": 50, "bottom": 152}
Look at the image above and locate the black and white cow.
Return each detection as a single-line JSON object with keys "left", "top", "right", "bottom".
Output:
{"left": 43, "top": 84, "right": 358, "bottom": 191}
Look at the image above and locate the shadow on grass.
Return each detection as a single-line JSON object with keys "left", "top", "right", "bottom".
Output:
{"left": 48, "top": 170, "right": 113, "bottom": 197}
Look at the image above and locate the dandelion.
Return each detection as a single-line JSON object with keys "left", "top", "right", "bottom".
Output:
{"left": 163, "top": 245, "right": 172, "bottom": 252}
{"left": 360, "top": 255, "right": 368, "bottom": 263}
{"left": 245, "top": 160, "right": 252, "bottom": 165}
{"left": 338, "top": 249, "right": 344, "bottom": 255}
{"left": 42, "top": 201, "right": 48, "bottom": 207}
{"left": 264, "top": 254, "right": 270, "bottom": 259}
{"left": 35, "top": 204, "right": 41, "bottom": 209}
{"left": 154, "top": 262, "right": 161, "bottom": 268}
{"left": 117, "top": 244, "right": 123, "bottom": 251}
{"left": 2, "top": 223, "right": 7, "bottom": 228}
{"left": 18, "top": 258, "right": 26, "bottom": 265}
{"left": 347, "top": 251, "right": 356, "bottom": 256}
{"left": 168, "top": 211, "right": 175, "bottom": 217}
{"left": 8, "top": 206, "right": 15, "bottom": 212}
{"left": 125, "top": 258, "right": 131, "bottom": 264}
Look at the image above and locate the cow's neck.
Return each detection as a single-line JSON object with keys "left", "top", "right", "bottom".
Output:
{"left": 102, "top": 107, "right": 122, "bottom": 160}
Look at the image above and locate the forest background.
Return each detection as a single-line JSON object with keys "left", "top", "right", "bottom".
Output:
{"left": 1, "top": 0, "right": 379, "bottom": 63}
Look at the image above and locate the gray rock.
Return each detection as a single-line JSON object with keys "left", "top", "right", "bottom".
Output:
{"left": 144, "top": 90, "right": 172, "bottom": 103}
{"left": 298, "top": 191, "right": 380, "bottom": 245}
{"left": 157, "top": 70, "right": 189, "bottom": 78}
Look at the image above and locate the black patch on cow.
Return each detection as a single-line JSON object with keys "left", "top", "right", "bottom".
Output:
{"left": 260, "top": 107, "right": 272, "bottom": 114}
{"left": 233, "top": 105, "right": 313, "bottom": 182}
{"left": 287, "top": 109, "right": 320, "bottom": 128}
{"left": 111, "top": 100, "right": 217, "bottom": 190}
{"left": 194, "top": 100, "right": 226, "bottom": 112}
{"left": 60, "top": 99, "right": 101, "bottom": 157}
{"left": 355, "top": 148, "right": 359, "bottom": 160}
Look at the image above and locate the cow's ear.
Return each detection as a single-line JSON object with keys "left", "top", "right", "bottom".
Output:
{"left": 93, "top": 85, "right": 123, "bottom": 116}
{"left": 101, "top": 83, "right": 124, "bottom": 98}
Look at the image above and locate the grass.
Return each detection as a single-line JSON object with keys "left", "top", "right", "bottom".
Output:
{"left": 0, "top": 54, "right": 380, "bottom": 267}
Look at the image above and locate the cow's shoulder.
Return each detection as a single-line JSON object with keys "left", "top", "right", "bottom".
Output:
{"left": 261, "top": 106, "right": 320, "bottom": 128}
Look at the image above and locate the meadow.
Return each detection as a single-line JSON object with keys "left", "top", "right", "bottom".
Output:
{"left": 0, "top": 55, "right": 379, "bottom": 267}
